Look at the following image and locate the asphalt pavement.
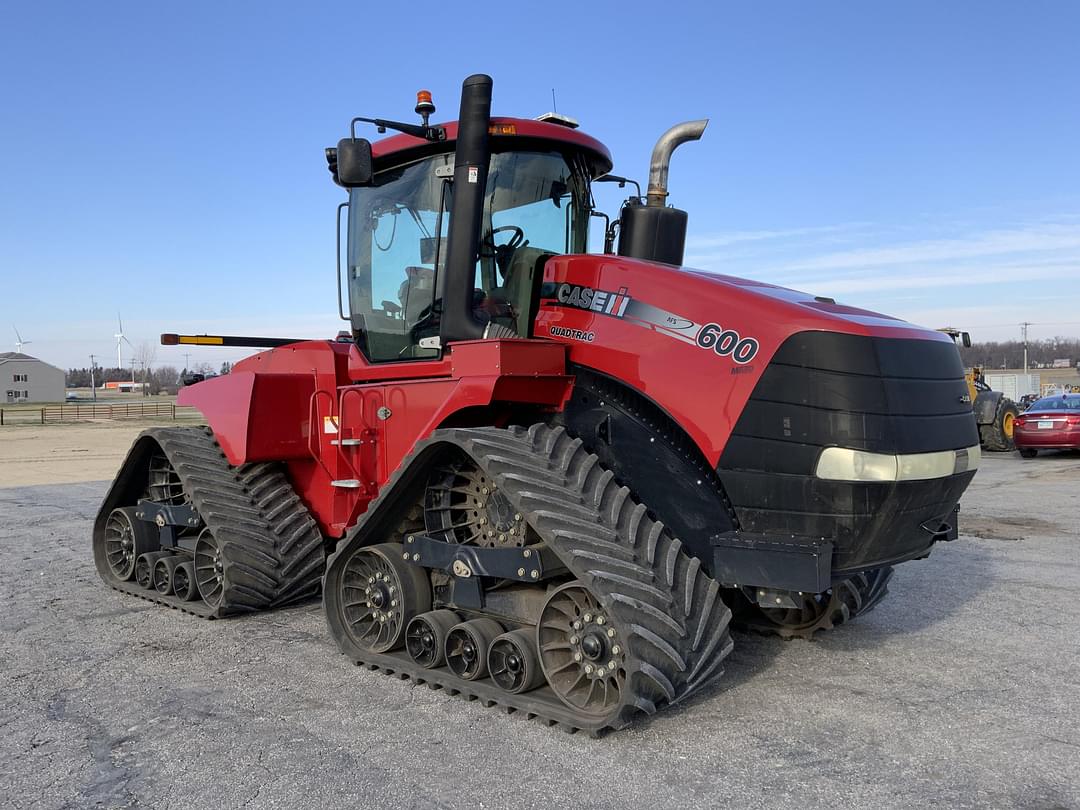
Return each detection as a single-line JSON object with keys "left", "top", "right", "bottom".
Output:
{"left": 1, "top": 452, "right": 1078, "bottom": 809}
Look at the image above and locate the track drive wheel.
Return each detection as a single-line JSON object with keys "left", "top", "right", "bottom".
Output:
{"left": 733, "top": 567, "right": 895, "bottom": 639}
{"left": 103, "top": 507, "right": 157, "bottom": 581}
{"left": 334, "top": 543, "right": 432, "bottom": 654}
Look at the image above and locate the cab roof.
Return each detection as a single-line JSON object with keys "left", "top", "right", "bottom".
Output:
{"left": 369, "top": 117, "right": 613, "bottom": 178}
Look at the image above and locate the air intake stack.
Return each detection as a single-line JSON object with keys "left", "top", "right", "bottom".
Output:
{"left": 617, "top": 120, "right": 708, "bottom": 266}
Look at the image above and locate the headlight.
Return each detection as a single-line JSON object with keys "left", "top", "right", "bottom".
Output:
{"left": 815, "top": 445, "right": 981, "bottom": 482}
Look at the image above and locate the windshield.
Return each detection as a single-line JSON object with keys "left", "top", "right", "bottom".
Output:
{"left": 347, "top": 149, "right": 589, "bottom": 362}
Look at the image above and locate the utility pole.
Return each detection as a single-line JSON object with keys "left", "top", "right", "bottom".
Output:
{"left": 183, "top": 352, "right": 192, "bottom": 372}
{"left": 1020, "top": 322, "right": 1031, "bottom": 374}
{"left": 89, "top": 354, "right": 97, "bottom": 402}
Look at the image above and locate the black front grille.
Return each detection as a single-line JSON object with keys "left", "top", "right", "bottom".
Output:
{"left": 716, "top": 331, "right": 979, "bottom": 574}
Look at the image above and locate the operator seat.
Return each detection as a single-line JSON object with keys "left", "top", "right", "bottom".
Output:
{"left": 491, "top": 246, "right": 553, "bottom": 336}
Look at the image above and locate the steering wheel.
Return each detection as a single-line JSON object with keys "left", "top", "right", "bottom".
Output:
{"left": 479, "top": 225, "right": 526, "bottom": 259}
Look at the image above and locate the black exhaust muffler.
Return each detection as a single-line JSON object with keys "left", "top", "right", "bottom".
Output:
{"left": 618, "top": 120, "right": 708, "bottom": 266}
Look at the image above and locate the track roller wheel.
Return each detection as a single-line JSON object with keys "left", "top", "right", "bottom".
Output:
{"left": 337, "top": 543, "right": 432, "bottom": 653}
{"left": 488, "top": 628, "right": 545, "bottom": 694}
{"left": 153, "top": 555, "right": 181, "bottom": 595}
{"left": 103, "top": 507, "right": 157, "bottom": 581}
{"left": 172, "top": 561, "right": 199, "bottom": 601}
{"left": 445, "top": 618, "right": 503, "bottom": 681}
{"left": 406, "top": 609, "right": 460, "bottom": 668}
{"left": 135, "top": 551, "right": 169, "bottom": 590}
{"left": 538, "top": 582, "right": 626, "bottom": 719}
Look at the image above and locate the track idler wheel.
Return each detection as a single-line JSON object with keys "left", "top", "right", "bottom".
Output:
{"left": 488, "top": 628, "right": 545, "bottom": 694}
{"left": 538, "top": 582, "right": 627, "bottom": 719}
{"left": 103, "top": 507, "right": 157, "bottom": 581}
{"left": 734, "top": 567, "right": 895, "bottom": 639}
{"left": 445, "top": 619, "right": 503, "bottom": 681}
{"left": 172, "top": 561, "right": 199, "bottom": 601}
{"left": 193, "top": 529, "right": 227, "bottom": 608}
{"left": 337, "top": 543, "right": 432, "bottom": 653}
{"left": 153, "top": 555, "right": 181, "bottom": 595}
{"left": 406, "top": 609, "right": 460, "bottom": 668}
{"left": 135, "top": 551, "right": 170, "bottom": 590}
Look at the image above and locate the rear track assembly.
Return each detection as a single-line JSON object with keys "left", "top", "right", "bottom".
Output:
{"left": 93, "top": 427, "right": 325, "bottom": 618}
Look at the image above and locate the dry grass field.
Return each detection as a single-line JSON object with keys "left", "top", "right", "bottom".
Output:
{"left": 0, "top": 415, "right": 202, "bottom": 487}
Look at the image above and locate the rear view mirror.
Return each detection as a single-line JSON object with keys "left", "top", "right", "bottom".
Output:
{"left": 335, "top": 138, "right": 373, "bottom": 186}
{"left": 961, "top": 332, "right": 972, "bottom": 348}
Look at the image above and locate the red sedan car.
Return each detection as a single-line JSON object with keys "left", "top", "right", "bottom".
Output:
{"left": 1013, "top": 393, "right": 1080, "bottom": 457}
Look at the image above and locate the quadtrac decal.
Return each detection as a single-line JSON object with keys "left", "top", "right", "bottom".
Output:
{"left": 540, "top": 282, "right": 759, "bottom": 364}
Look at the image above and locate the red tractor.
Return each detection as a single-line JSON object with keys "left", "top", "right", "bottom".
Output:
{"left": 93, "top": 75, "right": 979, "bottom": 733}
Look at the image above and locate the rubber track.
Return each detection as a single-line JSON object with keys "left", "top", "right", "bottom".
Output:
{"left": 734, "top": 566, "right": 895, "bottom": 639}
{"left": 97, "top": 426, "right": 325, "bottom": 617}
{"left": 325, "top": 423, "right": 734, "bottom": 733}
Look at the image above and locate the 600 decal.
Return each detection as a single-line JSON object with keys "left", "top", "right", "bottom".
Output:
{"left": 696, "top": 323, "right": 759, "bottom": 364}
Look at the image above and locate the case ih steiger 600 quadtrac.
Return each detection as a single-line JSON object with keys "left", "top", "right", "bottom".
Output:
{"left": 94, "top": 75, "right": 980, "bottom": 733}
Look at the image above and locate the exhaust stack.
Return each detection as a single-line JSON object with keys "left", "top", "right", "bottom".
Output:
{"left": 439, "top": 74, "right": 494, "bottom": 344}
{"left": 646, "top": 120, "right": 708, "bottom": 207}
{"left": 618, "top": 119, "right": 708, "bottom": 266}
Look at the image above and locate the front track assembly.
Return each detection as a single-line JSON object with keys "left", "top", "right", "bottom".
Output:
{"left": 324, "top": 424, "right": 734, "bottom": 734}
{"left": 92, "top": 427, "right": 325, "bottom": 618}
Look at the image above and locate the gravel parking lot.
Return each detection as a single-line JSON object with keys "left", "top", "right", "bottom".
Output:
{"left": 1, "top": 449, "right": 1078, "bottom": 809}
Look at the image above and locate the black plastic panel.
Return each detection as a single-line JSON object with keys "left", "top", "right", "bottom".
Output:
{"left": 716, "top": 331, "right": 979, "bottom": 575}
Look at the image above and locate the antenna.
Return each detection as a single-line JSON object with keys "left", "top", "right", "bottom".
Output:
{"left": 13, "top": 325, "right": 31, "bottom": 354}
{"left": 551, "top": 88, "right": 557, "bottom": 113}
{"left": 115, "top": 312, "right": 133, "bottom": 370}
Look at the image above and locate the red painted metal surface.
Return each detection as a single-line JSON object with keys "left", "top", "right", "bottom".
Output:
{"left": 179, "top": 252, "right": 952, "bottom": 537}
{"left": 533, "top": 254, "right": 953, "bottom": 465}
{"left": 369, "top": 117, "right": 613, "bottom": 176}
{"left": 181, "top": 338, "right": 570, "bottom": 537}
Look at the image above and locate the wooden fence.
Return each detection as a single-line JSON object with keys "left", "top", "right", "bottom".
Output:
{"left": 0, "top": 402, "right": 198, "bottom": 425}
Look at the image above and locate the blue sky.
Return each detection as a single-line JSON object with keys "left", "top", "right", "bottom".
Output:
{"left": 2, "top": 1, "right": 1079, "bottom": 370}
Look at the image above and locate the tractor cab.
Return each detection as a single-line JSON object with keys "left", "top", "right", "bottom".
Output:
{"left": 328, "top": 84, "right": 612, "bottom": 364}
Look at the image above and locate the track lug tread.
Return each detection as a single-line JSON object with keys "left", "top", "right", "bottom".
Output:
{"left": 324, "top": 423, "right": 733, "bottom": 732}
{"left": 93, "top": 426, "right": 326, "bottom": 616}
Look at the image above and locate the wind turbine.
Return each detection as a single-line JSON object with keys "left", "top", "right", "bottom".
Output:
{"left": 13, "top": 326, "right": 31, "bottom": 354}
{"left": 115, "top": 313, "right": 133, "bottom": 370}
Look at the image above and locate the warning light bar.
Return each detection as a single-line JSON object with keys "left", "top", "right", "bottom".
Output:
{"left": 160, "top": 333, "right": 305, "bottom": 348}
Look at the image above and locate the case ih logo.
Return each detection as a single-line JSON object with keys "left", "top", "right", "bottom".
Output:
{"left": 551, "top": 283, "right": 631, "bottom": 317}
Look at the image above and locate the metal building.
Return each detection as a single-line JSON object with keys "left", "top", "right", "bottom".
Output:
{"left": 0, "top": 352, "right": 65, "bottom": 403}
